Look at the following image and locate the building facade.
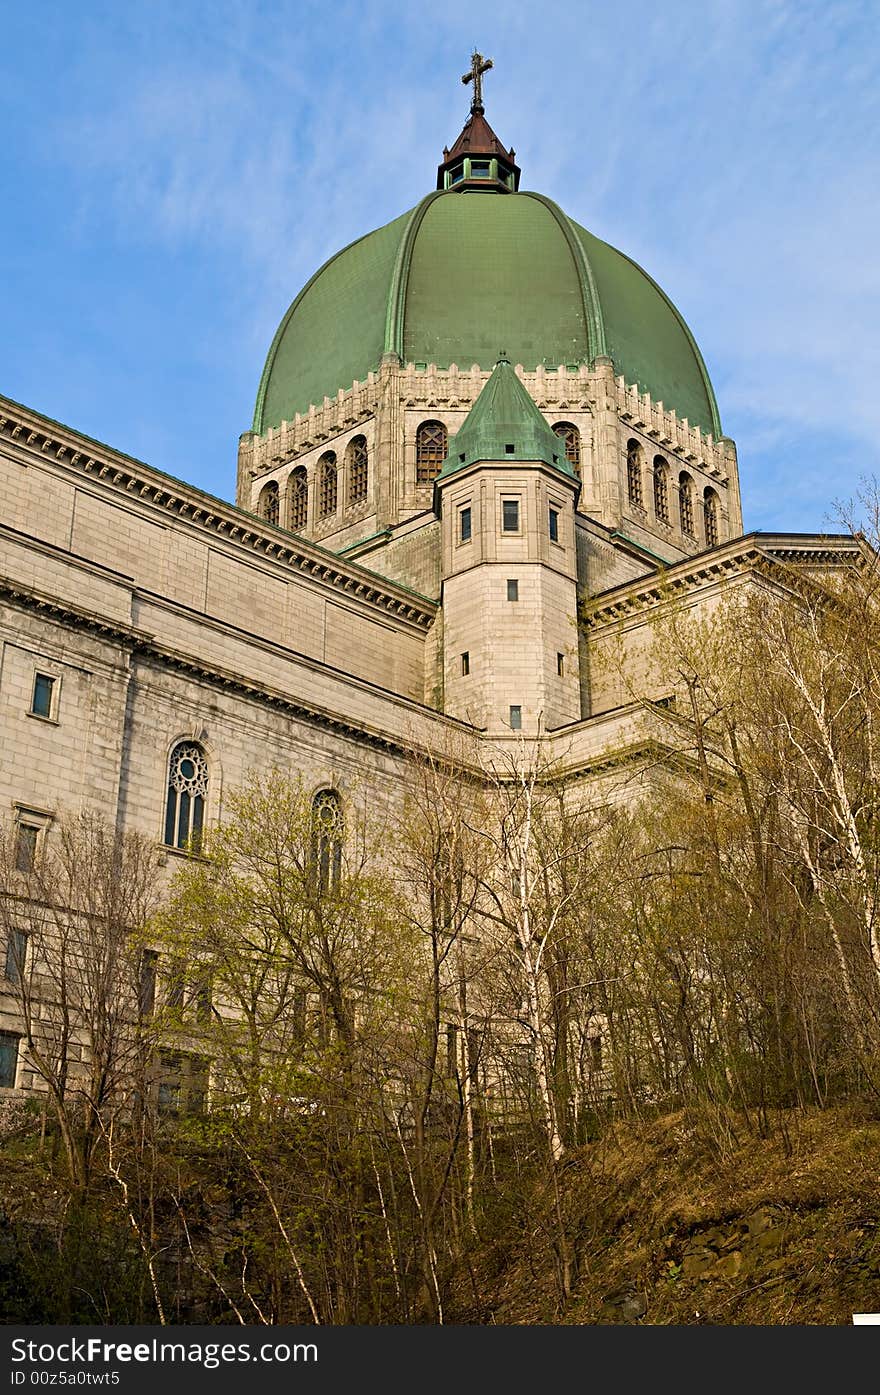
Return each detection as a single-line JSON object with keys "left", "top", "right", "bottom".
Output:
{"left": 0, "top": 74, "right": 856, "bottom": 1093}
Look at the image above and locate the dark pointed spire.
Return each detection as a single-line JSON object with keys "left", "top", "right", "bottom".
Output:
{"left": 436, "top": 53, "right": 521, "bottom": 192}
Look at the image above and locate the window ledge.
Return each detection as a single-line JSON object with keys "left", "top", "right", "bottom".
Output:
{"left": 26, "top": 712, "right": 60, "bottom": 726}
{"left": 159, "top": 845, "right": 207, "bottom": 863}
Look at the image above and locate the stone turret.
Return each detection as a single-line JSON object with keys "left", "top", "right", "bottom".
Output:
{"left": 435, "top": 356, "right": 581, "bottom": 734}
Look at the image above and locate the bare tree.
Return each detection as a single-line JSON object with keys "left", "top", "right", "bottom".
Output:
{"left": 0, "top": 811, "right": 161, "bottom": 1190}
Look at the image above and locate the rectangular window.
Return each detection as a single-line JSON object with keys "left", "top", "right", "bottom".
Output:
{"left": 4, "top": 930, "right": 27, "bottom": 986}
{"left": 187, "top": 1058, "right": 209, "bottom": 1115}
{"left": 166, "top": 960, "right": 186, "bottom": 1012}
{"left": 459, "top": 505, "right": 472, "bottom": 542}
{"left": 0, "top": 1032, "right": 19, "bottom": 1089}
{"left": 157, "top": 1081, "right": 181, "bottom": 1116}
{"left": 31, "top": 673, "right": 55, "bottom": 719}
{"left": 139, "top": 950, "right": 158, "bottom": 1016}
{"left": 15, "top": 825, "right": 38, "bottom": 874}
{"left": 446, "top": 1023, "right": 458, "bottom": 1077}
{"left": 194, "top": 975, "right": 212, "bottom": 1024}
{"left": 471, "top": 160, "right": 490, "bottom": 177}
{"left": 461, "top": 652, "right": 470, "bottom": 676}
{"left": 509, "top": 705, "right": 522, "bottom": 731}
{"left": 549, "top": 507, "right": 559, "bottom": 543}
{"left": 502, "top": 499, "right": 520, "bottom": 532}
{"left": 506, "top": 578, "right": 519, "bottom": 602}
{"left": 557, "top": 652, "right": 565, "bottom": 677}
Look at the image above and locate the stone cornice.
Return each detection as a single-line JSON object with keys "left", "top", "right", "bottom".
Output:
{"left": 0, "top": 396, "right": 436, "bottom": 632}
{"left": 0, "top": 565, "right": 715, "bottom": 789}
{"left": 0, "top": 571, "right": 468, "bottom": 762}
{"left": 0, "top": 575, "right": 148, "bottom": 648}
{"left": 583, "top": 533, "right": 863, "bottom": 629}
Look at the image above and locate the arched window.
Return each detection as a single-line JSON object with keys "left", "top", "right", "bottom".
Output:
{"left": 288, "top": 466, "right": 308, "bottom": 532}
{"left": 626, "top": 440, "right": 643, "bottom": 508}
{"left": 318, "top": 452, "right": 337, "bottom": 518}
{"left": 653, "top": 457, "right": 670, "bottom": 525}
{"left": 311, "top": 789, "right": 343, "bottom": 891}
{"left": 347, "top": 435, "right": 368, "bottom": 506}
{"left": 704, "top": 487, "right": 719, "bottom": 547}
{"left": 552, "top": 422, "right": 581, "bottom": 474}
{"left": 258, "top": 480, "right": 279, "bottom": 526}
{"left": 416, "top": 421, "right": 448, "bottom": 484}
{"left": 164, "top": 742, "right": 208, "bottom": 851}
{"left": 679, "top": 472, "right": 695, "bottom": 536}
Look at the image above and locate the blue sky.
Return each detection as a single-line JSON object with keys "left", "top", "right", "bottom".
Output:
{"left": 2, "top": 0, "right": 877, "bottom": 532}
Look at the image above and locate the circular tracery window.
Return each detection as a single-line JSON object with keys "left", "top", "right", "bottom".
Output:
{"left": 313, "top": 789, "right": 342, "bottom": 829}
{"left": 169, "top": 743, "right": 209, "bottom": 797}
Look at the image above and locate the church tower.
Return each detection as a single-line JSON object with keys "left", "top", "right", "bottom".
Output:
{"left": 436, "top": 356, "right": 581, "bottom": 735}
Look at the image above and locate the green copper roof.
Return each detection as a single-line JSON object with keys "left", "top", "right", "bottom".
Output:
{"left": 437, "top": 356, "right": 577, "bottom": 480}
{"left": 254, "top": 189, "right": 721, "bottom": 438}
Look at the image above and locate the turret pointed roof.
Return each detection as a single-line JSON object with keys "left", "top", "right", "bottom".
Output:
{"left": 443, "top": 110, "right": 516, "bottom": 166}
{"left": 436, "top": 51, "right": 521, "bottom": 191}
{"left": 436, "top": 356, "right": 578, "bottom": 481}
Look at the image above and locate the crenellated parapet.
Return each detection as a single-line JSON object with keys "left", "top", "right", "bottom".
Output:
{"left": 243, "top": 372, "right": 382, "bottom": 476}
{"left": 243, "top": 360, "right": 735, "bottom": 477}
{"left": 614, "top": 376, "right": 731, "bottom": 480}
{"left": 240, "top": 360, "right": 740, "bottom": 543}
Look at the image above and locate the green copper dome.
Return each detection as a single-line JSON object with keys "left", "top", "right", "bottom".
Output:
{"left": 253, "top": 189, "right": 721, "bottom": 438}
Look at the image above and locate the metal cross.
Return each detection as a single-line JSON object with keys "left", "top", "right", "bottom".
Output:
{"left": 462, "top": 51, "right": 493, "bottom": 113}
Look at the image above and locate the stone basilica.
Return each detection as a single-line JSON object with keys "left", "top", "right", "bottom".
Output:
{"left": 0, "top": 61, "right": 853, "bottom": 1090}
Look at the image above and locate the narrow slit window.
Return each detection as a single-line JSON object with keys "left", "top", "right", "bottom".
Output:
{"left": 679, "top": 472, "right": 695, "bottom": 536}
{"left": 139, "top": 949, "right": 158, "bottom": 1017}
{"left": 0, "top": 1032, "right": 19, "bottom": 1089}
{"left": 704, "top": 488, "right": 719, "bottom": 547}
{"left": 506, "top": 578, "right": 519, "bottom": 602}
{"left": 288, "top": 466, "right": 308, "bottom": 531}
{"left": 166, "top": 959, "right": 186, "bottom": 1012}
{"left": 557, "top": 653, "right": 565, "bottom": 677}
{"left": 461, "top": 652, "right": 470, "bottom": 676}
{"left": 346, "top": 436, "right": 368, "bottom": 506}
{"left": 653, "top": 457, "right": 670, "bottom": 525}
{"left": 318, "top": 452, "right": 337, "bottom": 518}
{"left": 31, "top": 673, "right": 55, "bottom": 719}
{"left": 509, "top": 705, "right": 522, "bottom": 731}
{"left": 626, "top": 440, "right": 643, "bottom": 508}
{"left": 15, "top": 825, "right": 38, "bottom": 874}
{"left": 459, "top": 506, "right": 472, "bottom": 543}
{"left": 549, "top": 507, "right": 559, "bottom": 543}
{"left": 194, "top": 975, "right": 213, "bottom": 1024}
{"left": 4, "top": 930, "right": 27, "bottom": 986}
{"left": 502, "top": 499, "right": 520, "bottom": 532}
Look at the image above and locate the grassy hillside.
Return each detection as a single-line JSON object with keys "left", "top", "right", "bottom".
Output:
{"left": 2, "top": 1102, "right": 880, "bottom": 1324}
{"left": 451, "top": 1104, "right": 880, "bottom": 1325}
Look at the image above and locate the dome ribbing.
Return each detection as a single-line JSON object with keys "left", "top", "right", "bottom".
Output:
{"left": 253, "top": 190, "right": 721, "bottom": 439}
